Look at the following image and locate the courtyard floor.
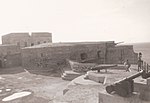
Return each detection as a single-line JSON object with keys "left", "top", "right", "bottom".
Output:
{"left": 0, "top": 65, "right": 145, "bottom": 103}
{"left": 0, "top": 67, "right": 69, "bottom": 103}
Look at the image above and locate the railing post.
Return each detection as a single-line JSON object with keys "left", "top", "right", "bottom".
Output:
{"left": 143, "top": 62, "right": 146, "bottom": 72}
{"left": 147, "top": 64, "right": 149, "bottom": 73}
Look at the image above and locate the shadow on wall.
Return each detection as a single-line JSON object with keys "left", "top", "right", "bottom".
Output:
{"left": 26, "top": 69, "right": 61, "bottom": 77}
{"left": 0, "top": 67, "right": 25, "bottom": 75}
{"left": 0, "top": 65, "right": 61, "bottom": 77}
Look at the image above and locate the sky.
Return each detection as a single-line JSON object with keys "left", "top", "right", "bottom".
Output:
{"left": 0, "top": 0, "right": 149, "bottom": 43}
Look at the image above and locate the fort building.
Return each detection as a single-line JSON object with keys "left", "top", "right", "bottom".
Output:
{"left": 0, "top": 32, "right": 138, "bottom": 71}
{"left": 0, "top": 32, "right": 149, "bottom": 103}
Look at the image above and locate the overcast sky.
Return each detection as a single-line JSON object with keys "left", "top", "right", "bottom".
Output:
{"left": 0, "top": 0, "right": 149, "bottom": 43}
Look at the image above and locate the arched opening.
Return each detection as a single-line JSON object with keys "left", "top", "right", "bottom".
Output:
{"left": 80, "top": 53, "right": 88, "bottom": 60}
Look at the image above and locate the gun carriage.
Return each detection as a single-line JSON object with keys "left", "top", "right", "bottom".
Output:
{"left": 106, "top": 70, "right": 150, "bottom": 97}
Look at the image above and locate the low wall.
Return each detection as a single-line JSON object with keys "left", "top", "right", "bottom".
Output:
{"left": 106, "top": 45, "right": 138, "bottom": 64}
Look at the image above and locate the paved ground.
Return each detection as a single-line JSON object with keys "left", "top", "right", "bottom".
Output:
{"left": 0, "top": 65, "right": 143, "bottom": 103}
{"left": 54, "top": 65, "right": 146, "bottom": 103}
{"left": 0, "top": 67, "right": 70, "bottom": 103}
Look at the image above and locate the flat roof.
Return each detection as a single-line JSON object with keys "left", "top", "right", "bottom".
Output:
{"left": 2, "top": 32, "right": 30, "bottom": 37}
{"left": 23, "top": 43, "right": 77, "bottom": 49}
{"left": 23, "top": 41, "right": 115, "bottom": 49}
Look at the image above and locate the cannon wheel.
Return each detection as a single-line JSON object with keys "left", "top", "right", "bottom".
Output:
{"left": 106, "top": 85, "right": 115, "bottom": 94}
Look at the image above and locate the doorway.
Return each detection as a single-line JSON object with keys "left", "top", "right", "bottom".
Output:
{"left": 80, "top": 53, "right": 88, "bottom": 60}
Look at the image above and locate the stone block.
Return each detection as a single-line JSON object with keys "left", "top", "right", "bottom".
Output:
{"left": 134, "top": 80, "right": 147, "bottom": 93}
{"left": 99, "top": 91, "right": 149, "bottom": 103}
{"left": 64, "top": 71, "right": 83, "bottom": 76}
{"left": 87, "top": 72, "right": 106, "bottom": 84}
{"left": 139, "top": 87, "right": 150, "bottom": 101}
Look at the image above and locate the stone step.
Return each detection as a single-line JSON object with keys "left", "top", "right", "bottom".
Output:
{"left": 61, "top": 70, "right": 84, "bottom": 81}
{"left": 64, "top": 71, "right": 84, "bottom": 76}
{"left": 62, "top": 73, "right": 82, "bottom": 77}
{"left": 62, "top": 74, "right": 80, "bottom": 79}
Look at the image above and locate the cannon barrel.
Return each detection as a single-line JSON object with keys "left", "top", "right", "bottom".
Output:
{"left": 115, "top": 41, "right": 124, "bottom": 45}
{"left": 106, "top": 70, "right": 144, "bottom": 97}
{"left": 91, "top": 64, "right": 117, "bottom": 72}
{"left": 115, "top": 70, "right": 144, "bottom": 83}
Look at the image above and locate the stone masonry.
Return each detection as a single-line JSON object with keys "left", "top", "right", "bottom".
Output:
{"left": 0, "top": 44, "right": 21, "bottom": 68}
{"left": 21, "top": 41, "right": 138, "bottom": 71}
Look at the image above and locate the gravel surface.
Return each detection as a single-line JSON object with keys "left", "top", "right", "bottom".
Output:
{"left": 0, "top": 67, "right": 69, "bottom": 103}
{"left": 0, "top": 65, "right": 140, "bottom": 103}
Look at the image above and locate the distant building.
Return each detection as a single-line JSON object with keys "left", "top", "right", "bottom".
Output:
{"left": 0, "top": 32, "right": 52, "bottom": 68}
{"left": 2, "top": 32, "right": 52, "bottom": 48}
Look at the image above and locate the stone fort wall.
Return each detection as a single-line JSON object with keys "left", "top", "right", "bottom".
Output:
{"left": 0, "top": 32, "right": 52, "bottom": 68}
{"left": 21, "top": 42, "right": 108, "bottom": 70}
{"left": 0, "top": 32, "right": 138, "bottom": 70}
{"left": 21, "top": 42, "right": 138, "bottom": 71}
{"left": 0, "top": 45, "right": 21, "bottom": 68}
{"left": 107, "top": 45, "right": 138, "bottom": 64}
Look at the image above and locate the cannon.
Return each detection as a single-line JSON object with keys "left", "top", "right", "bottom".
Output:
{"left": 106, "top": 70, "right": 150, "bottom": 97}
{"left": 91, "top": 64, "right": 117, "bottom": 72}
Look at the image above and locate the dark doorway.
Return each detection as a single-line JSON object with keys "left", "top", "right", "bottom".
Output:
{"left": 0, "top": 60, "right": 2, "bottom": 68}
{"left": 80, "top": 53, "right": 88, "bottom": 60}
{"left": 97, "top": 50, "right": 101, "bottom": 59}
{"left": 31, "top": 43, "right": 34, "bottom": 46}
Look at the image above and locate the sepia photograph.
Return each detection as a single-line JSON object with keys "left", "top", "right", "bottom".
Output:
{"left": 0, "top": 0, "right": 150, "bottom": 103}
